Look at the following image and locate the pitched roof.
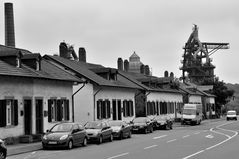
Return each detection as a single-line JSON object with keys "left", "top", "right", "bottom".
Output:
{"left": 0, "top": 44, "right": 32, "bottom": 55}
{"left": 44, "top": 55, "right": 143, "bottom": 89}
{"left": 0, "top": 58, "right": 81, "bottom": 83}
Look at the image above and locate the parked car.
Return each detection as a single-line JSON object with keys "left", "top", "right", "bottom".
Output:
{"left": 108, "top": 120, "right": 132, "bottom": 139}
{"left": 131, "top": 117, "right": 154, "bottom": 134}
{"left": 0, "top": 139, "right": 7, "bottom": 159}
{"left": 42, "top": 122, "right": 88, "bottom": 150}
{"left": 226, "top": 110, "right": 237, "bottom": 121}
{"left": 84, "top": 121, "right": 113, "bottom": 144}
{"left": 152, "top": 116, "right": 173, "bottom": 130}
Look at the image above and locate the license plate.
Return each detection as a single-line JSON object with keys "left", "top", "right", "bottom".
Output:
{"left": 48, "top": 141, "right": 57, "bottom": 144}
{"left": 133, "top": 128, "right": 138, "bottom": 131}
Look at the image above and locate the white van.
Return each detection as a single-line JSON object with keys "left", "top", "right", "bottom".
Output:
{"left": 181, "top": 104, "right": 203, "bottom": 125}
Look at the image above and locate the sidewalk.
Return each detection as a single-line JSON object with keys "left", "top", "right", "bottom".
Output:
{"left": 7, "top": 142, "right": 42, "bottom": 156}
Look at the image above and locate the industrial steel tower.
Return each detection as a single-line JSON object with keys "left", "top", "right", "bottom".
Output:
{"left": 180, "top": 25, "right": 229, "bottom": 85}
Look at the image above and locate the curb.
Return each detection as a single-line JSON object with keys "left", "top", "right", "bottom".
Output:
{"left": 7, "top": 142, "right": 42, "bottom": 156}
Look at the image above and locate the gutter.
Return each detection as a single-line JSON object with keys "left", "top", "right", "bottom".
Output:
{"left": 72, "top": 82, "right": 86, "bottom": 122}
{"left": 93, "top": 87, "right": 102, "bottom": 121}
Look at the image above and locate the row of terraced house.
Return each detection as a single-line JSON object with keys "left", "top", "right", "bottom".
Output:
{"left": 0, "top": 43, "right": 216, "bottom": 142}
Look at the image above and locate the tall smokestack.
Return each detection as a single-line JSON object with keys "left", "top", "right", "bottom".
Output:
{"left": 5, "top": 3, "right": 15, "bottom": 47}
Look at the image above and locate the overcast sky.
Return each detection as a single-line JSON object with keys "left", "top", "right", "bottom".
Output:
{"left": 1, "top": 0, "right": 238, "bottom": 84}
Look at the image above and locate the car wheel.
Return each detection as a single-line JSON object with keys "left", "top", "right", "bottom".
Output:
{"left": 144, "top": 128, "right": 148, "bottom": 134}
{"left": 119, "top": 132, "right": 123, "bottom": 140}
{"left": 67, "top": 140, "right": 73, "bottom": 150}
{"left": 150, "top": 127, "right": 153, "bottom": 133}
{"left": 109, "top": 134, "right": 113, "bottom": 142}
{"left": 0, "top": 151, "right": 6, "bottom": 159}
{"left": 82, "top": 137, "right": 87, "bottom": 147}
{"left": 98, "top": 136, "right": 103, "bottom": 144}
{"left": 128, "top": 131, "right": 132, "bottom": 138}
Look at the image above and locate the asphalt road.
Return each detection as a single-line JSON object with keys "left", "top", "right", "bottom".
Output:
{"left": 8, "top": 120, "right": 239, "bottom": 159}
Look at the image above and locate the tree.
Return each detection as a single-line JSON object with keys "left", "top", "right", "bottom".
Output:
{"left": 208, "top": 77, "right": 234, "bottom": 116}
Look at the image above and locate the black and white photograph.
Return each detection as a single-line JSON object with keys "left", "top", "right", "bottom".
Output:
{"left": 0, "top": 0, "right": 239, "bottom": 159}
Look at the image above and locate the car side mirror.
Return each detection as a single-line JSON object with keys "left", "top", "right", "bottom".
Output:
{"left": 46, "top": 129, "right": 49, "bottom": 133}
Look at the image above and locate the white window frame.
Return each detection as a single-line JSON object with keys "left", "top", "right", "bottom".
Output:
{"left": 6, "top": 100, "right": 12, "bottom": 126}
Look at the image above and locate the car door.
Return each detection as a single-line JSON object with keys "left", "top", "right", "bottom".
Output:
{"left": 122, "top": 122, "right": 129, "bottom": 138}
{"left": 103, "top": 122, "right": 111, "bottom": 139}
{"left": 72, "top": 124, "right": 81, "bottom": 145}
{"left": 78, "top": 124, "right": 86, "bottom": 143}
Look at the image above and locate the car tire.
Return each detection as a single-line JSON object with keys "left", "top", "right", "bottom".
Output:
{"left": 67, "top": 140, "right": 73, "bottom": 150}
{"left": 119, "top": 132, "right": 123, "bottom": 140}
{"left": 98, "top": 136, "right": 103, "bottom": 144}
{"left": 82, "top": 137, "right": 87, "bottom": 147}
{"left": 144, "top": 128, "right": 148, "bottom": 134}
{"left": 128, "top": 131, "right": 132, "bottom": 138}
{"left": 150, "top": 127, "right": 153, "bottom": 133}
{"left": 109, "top": 134, "right": 113, "bottom": 142}
{"left": 0, "top": 151, "right": 6, "bottom": 159}
{"left": 42, "top": 145, "right": 47, "bottom": 150}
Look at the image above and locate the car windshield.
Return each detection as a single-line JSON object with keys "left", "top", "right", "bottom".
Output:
{"left": 183, "top": 109, "right": 196, "bottom": 115}
{"left": 108, "top": 121, "right": 122, "bottom": 126}
{"left": 85, "top": 122, "right": 102, "bottom": 129}
{"left": 50, "top": 123, "right": 73, "bottom": 132}
{"left": 227, "top": 111, "right": 236, "bottom": 115}
{"left": 133, "top": 118, "right": 147, "bottom": 123}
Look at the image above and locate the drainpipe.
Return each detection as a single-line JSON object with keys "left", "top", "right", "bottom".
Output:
{"left": 93, "top": 87, "right": 102, "bottom": 121}
{"left": 72, "top": 82, "right": 86, "bottom": 122}
{"left": 145, "top": 91, "right": 151, "bottom": 117}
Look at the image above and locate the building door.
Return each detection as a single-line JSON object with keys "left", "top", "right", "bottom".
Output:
{"left": 112, "top": 100, "right": 122, "bottom": 120}
{"left": 112, "top": 100, "right": 117, "bottom": 120}
{"left": 24, "top": 99, "right": 32, "bottom": 135}
{"left": 117, "top": 100, "right": 122, "bottom": 120}
{"left": 35, "top": 99, "right": 43, "bottom": 134}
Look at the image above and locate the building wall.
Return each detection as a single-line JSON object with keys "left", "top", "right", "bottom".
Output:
{"left": 147, "top": 91, "right": 183, "bottom": 119}
{"left": 189, "top": 95, "right": 202, "bottom": 104}
{"left": 0, "top": 76, "right": 73, "bottom": 139}
{"left": 94, "top": 87, "right": 136, "bottom": 123}
{"left": 73, "top": 83, "right": 94, "bottom": 125}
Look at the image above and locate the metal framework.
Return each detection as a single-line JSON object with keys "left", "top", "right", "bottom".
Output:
{"left": 180, "top": 25, "right": 229, "bottom": 85}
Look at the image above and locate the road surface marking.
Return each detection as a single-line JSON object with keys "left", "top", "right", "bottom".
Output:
{"left": 205, "top": 135, "right": 214, "bottom": 139}
{"left": 182, "top": 150, "right": 205, "bottom": 159}
{"left": 182, "top": 135, "right": 190, "bottom": 138}
{"left": 107, "top": 153, "right": 129, "bottom": 159}
{"left": 144, "top": 145, "right": 158, "bottom": 150}
{"left": 182, "top": 122, "right": 238, "bottom": 159}
{"left": 167, "top": 139, "right": 176, "bottom": 143}
{"left": 153, "top": 135, "right": 167, "bottom": 139}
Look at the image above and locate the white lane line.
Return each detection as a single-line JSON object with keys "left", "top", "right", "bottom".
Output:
{"left": 182, "top": 122, "right": 238, "bottom": 159}
{"left": 205, "top": 135, "right": 214, "bottom": 139}
{"left": 144, "top": 144, "right": 158, "bottom": 150}
{"left": 182, "top": 150, "right": 205, "bottom": 159}
{"left": 153, "top": 135, "right": 167, "bottom": 139}
{"left": 106, "top": 153, "right": 129, "bottom": 159}
{"left": 167, "top": 139, "right": 176, "bottom": 143}
{"left": 182, "top": 135, "right": 190, "bottom": 138}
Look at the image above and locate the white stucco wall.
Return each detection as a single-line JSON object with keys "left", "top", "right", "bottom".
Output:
{"left": 73, "top": 83, "right": 94, "bottom": 125}
{"left": 147, "top": 91, "right": 183, "bottom": 119}
{"left": 95, "top": 87, "right": 136, "bottom": 123}
{"left": 0, "top": 76, "right": 73, "bottom": 139}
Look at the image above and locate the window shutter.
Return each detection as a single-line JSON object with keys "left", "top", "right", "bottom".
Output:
{"left": 123, "top": 100, "right": 126, "bottom": 117}
{"left": 97, "top": 100, "right": 100, "bottom": 119}
{"left": 0, "top": 100, "right": 6, "bottom": 127}
{"left": 57, "top": 100, "right": 62, "bottom": 121}
{"left": 107, "top": 100, "right": 111, "bottom": 118}
{"left": 66, "top": 100, "right": 70, "bottom": 120}
{"left": 130, "top": 101, "right": 134, "bottom": 116}
{"left": 48, "top": 99, "right": 52, "bottom": 122}
{"left": 13, "top": 100, "right": 18, "bottom": 126}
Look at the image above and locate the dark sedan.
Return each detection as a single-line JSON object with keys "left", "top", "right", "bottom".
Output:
{"left": 42, "top": 122, "right": 88, "bottom": 150}
{"left": 152, "top": 116, "right": 173, "bottom": 130}
{"left": 132, "top": 117, "right": 154, "bottom": 134}
{"left": 84, "top": 121, "right": 113, "bottom": 144}
{"left": 108, "top": 120, "right": 132, "bottom": 139}
{"left": 0, "top": 139, "right": 7, "bottom": 159}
